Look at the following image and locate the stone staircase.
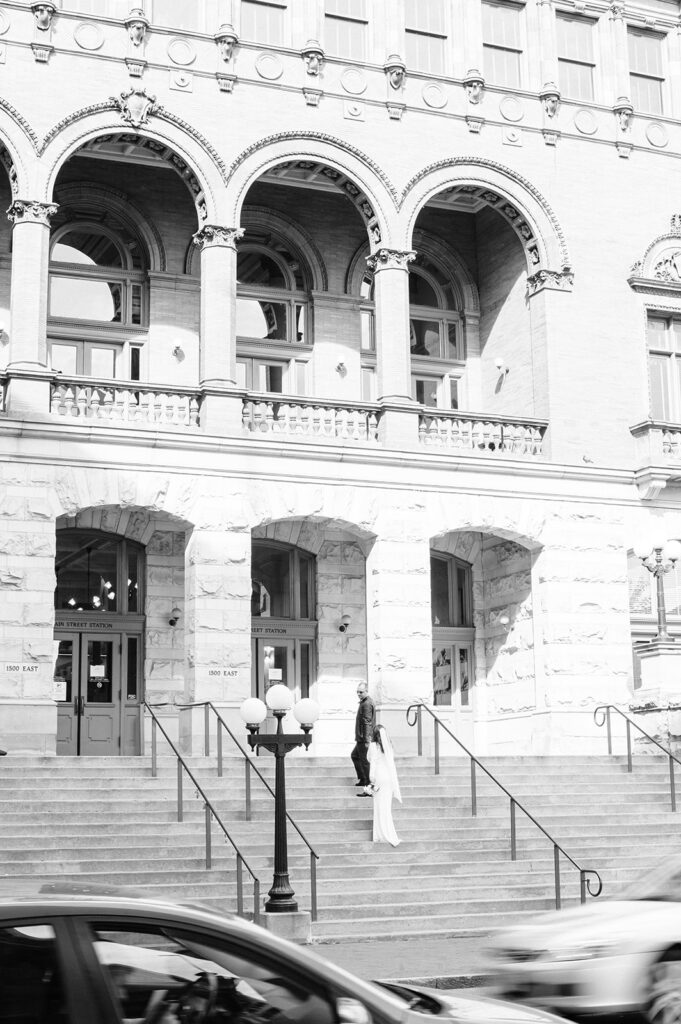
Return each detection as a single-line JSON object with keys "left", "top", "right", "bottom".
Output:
{"left": 1, "top": 753, "right": 679, "bottom": 940}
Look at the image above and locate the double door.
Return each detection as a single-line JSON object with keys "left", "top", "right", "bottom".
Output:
{"left": 252, "top": 637, "right": 313, "bottom": 703}
{"left": 55, "top": 630, "right": 142, "bottom": 755}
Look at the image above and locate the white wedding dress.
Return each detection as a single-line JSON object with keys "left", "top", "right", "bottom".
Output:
{"left": 368, "top": 728, "right": 401, "bottom": 847}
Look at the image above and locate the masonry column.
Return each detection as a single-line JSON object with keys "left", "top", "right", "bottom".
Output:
{"left": 5, "top": 199, "right": 58, "bottom": 417}
{"left": 184, "top": 525, "right": 252, "bottom": 750}
{"left": 192, "top": 224, "right": 243, "bottom": 435}
{"left": 369, "top": 247, "right": 419, "bottom": 448}
{"left": 536, "top": 0, "right": 558, "bottom": 89}
{"left": 366, "top": 511, "right": 432, "bottom": 753}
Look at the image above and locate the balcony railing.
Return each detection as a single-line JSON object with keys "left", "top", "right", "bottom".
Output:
{"left": 418, "top": 409, "right": 547, "bottom": 456}
{"left": 50, "top": 378, "right": 201, "bottom": 429}
{"left": 243, "top": 394, "right": 380, "bottom": 442}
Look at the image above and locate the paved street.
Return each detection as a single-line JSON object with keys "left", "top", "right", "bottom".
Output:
{"left": 313, "top": 933, "right": 490, "bottom": 986}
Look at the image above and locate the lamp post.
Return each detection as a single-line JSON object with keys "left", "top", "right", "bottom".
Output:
{"left": 634, "top": 537, "right": 681, "bottom": 640}
{"left": 240, "top": 686, "right": 320, "bottom": 913}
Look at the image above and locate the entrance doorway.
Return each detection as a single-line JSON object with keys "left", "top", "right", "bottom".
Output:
{"left": 54, "top": 628, "right": 142, "bottom": 755}
{"left": 252, "top": 636, "right": 313, "bottom": 703}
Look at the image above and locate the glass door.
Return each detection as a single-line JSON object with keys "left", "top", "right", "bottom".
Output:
{"left": 55, "top": 632, "right": 123, "bottom": 755}
{"left": 432, "top": 642, "right": 473, "bottom": 715}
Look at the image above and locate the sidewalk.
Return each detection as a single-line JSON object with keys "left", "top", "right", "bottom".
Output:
{"left": 311, "top": 933, "right": 491, "bottom": 987}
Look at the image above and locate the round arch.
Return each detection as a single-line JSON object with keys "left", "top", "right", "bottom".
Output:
{"left": 52, "top": 182, "right": 167, "bottom": 273}
{"left": 399, "top": 158, "right": 572, "bottom": 285}
{"left": 225, "top": 131, "right": 399, "bottom": 250}
{"left": 38, "top": 107, "right": 228, "bottom": 224}
{"left": 346, "top": 228, "right": 480, "bottom": 316}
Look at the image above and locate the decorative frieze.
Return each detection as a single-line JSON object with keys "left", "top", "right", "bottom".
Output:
{"left": 7, "top": 200, "right": 58, "bottom": 226}
{"left": 366, "top": 248, "right": 416, "bottom": 273}
{"left": 192, "top": 225, "right": 243, "bottom": 251}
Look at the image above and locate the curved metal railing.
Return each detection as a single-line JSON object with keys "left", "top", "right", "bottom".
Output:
{"left": 594, "top": 703, "right": 681, "bottom": 811}
{"left": 156, "top": 700, "right": 319, "bottom": 921}
{"left": 142, "top": 702, "right": 260, "bottom": 922}
{"left": 406, "top": 701, "right": 602, "bottom": 908}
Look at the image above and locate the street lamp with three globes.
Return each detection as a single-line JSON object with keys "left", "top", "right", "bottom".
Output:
{"left": 633, "top": 535, "right": 681, "bottom": 640}
{"left": 239, "top": 684, "right": 320, "bottom": 913}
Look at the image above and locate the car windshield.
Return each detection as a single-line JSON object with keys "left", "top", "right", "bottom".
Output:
{"left": 619, "top": 856, "right": 681, "bottom": 902}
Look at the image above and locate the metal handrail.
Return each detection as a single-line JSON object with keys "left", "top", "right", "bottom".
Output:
{"left": 594, "top": 703, "right": 681, "bottom": 811}
{"left": 142, "top": 702, "right": 260, "bottom": 923}
{"left": 178, "top": 700, "right": 319, "bottom": 922}
{"left": 406, "top": 701, "right": 602, "bottom": 908}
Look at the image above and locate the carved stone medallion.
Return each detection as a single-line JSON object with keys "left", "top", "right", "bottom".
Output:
{"left": 111, "top": 87, "right": 157, "bottom": 128}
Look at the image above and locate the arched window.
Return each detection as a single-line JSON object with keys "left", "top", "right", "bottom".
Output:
{"left": 430, "top": 552, "right": 474, "bottom": 709}
{"left": 48, "top": 222, "right": 148, "bottom": 382}
{"left": 55, "top": 529, "right": 144, "bottom": 614}
{"left": 237, "top": 234, "right": 311, "bottom": 396}
{"left": 359, "top": 251, "right": 465, "bottom": 408}
{"left": 251, "top": 541, "right": 315, "bottom": 619}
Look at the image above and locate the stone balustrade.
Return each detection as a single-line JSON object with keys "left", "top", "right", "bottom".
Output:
{"left": 50, "top": 379, "right": 201, "bottom": 428}
{"left": 418, "top": 410, "right": 547, "bottom": 456}
{"left": 243, "top": 395, "right": 380, "bottom": 442}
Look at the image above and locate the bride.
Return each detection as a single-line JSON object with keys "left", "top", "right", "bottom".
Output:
{"left": 367, "top": 725, "right": 401, "bottom": 847}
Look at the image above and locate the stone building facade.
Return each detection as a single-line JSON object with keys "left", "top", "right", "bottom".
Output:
{"left": 1, "top": 0, "right": 679, "bottom": 756}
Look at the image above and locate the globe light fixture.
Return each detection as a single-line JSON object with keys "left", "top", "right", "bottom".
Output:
{"left": 635, "top": 534, "right": 681, "bottom": 641}
{"left": 240, "top": 688, "right": 320, "bottom": 914}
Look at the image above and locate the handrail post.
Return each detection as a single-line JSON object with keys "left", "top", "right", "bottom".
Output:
{"left": 580, "top": 870, "right": 586, "bottom": 905}
{"left": 236, "top": 855, "right": 243, "bottom": 916}
{"left": 626, "top": 718, "right": 632, "bottom": 772}
{"left": 310, "top": 854, "right": 317, "bottom": 922}
{"left": 217, "top": 720, "right": 223, "bottom": 777}
{"left": 245, "top": 758, "right": 252, "bottom": 821}
{"left": 670, "top": 754, "right": 677, "bottom": 812}
{"left": 554, "top": 846, "right": 561, "bottom": 910}
{"left": 253, "top": 878, "right": 260, "bottom": 925}
{"left": 417, "top": 705, "right": 423, "bottom": 756}
{"left": 177, "top": 760, "right": 183, "bottom": 822}
{"left": 510, "top": 798, "right": 516, "bottom": 860}
{"left": 434, "top": 720, "right": 440, "bottom": 775}
{"left": 605, "top": 706, "right": 612, "bottom": 755}
{"left": 204, "top": 703, "right": 210, "bottom": 757}
{"left": 470, "top": 760, "right": 477, "bottom": 817}
{"left": 151, "top": 715, "right": 157, "bottom": 778}
{"left": 205, "top": 805, "right": 212, "bottom": 869}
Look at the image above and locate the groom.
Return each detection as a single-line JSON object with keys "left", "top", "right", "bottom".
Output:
{"left": 352, "top": 682, "right": 375, "bottom": 795}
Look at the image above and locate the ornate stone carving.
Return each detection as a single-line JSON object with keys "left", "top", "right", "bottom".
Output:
{"left": 125, "top": 7, "right": 149, "bottom": 47}
{"left": 7, "top": 199, "right": 58, "bottom": 226}
{"left": 386, "top": 102, "right": 406, "bottom": 120}
{"left": 384, "top": 54, "right": 406, "bottom": 91}
{"left": 32, "top": 3, "right": 55, "bottom": 31}
{"left": 609, "top": 1, "right": 625, "bottom": 20}
{"left": 216, "top": 73, "right": 237, "bottom": 93}
{"left": 466, "top": 116, "right": 484, "bottom": 133}
{"left": 365, "top": 248, "right": 416, "bottom": 272}
{"left": 215, "top": 23, "right": 238, "bottom": 62}
{"left": 613, "top": 96, "right": 633, "bottom": 131}
{"left": 31, "top": 42, "right": 53, "bottom": 63}
{"left": 303, "top": 88, "right": 323, "bottom": 106}
{"left": 539, "top": 82, "right": 560, "bottom": 118}
{"left": 111, "top": 87, "right": 157, "bottom": 128}
{"left": 125, "top": 58, "right": 146, "bottom": 78}
{"left": 526, "top": 267, "right": 574, "bottom": 295}
{"left": 301, "top": 39, "right": 324, "bottom": 76}
{"left": 192, "top": 225, "right": 244, "bottom": 250}
{"left": 653, "top": 251, "right": 681, "bottom": 282}
{"left": 463, "top": 69, "right": 485, "bottom": 104}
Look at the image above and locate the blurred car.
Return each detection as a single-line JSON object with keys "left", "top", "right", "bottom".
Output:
{"left": 488, "top": 856, "right": 681, "bottom": 1022}
{"left": 0, "top": 883, "right": 569, "bottom": 1024}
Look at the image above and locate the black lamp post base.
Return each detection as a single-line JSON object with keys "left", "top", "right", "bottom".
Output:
{"left": 265, "top": 895, "right": 299, "bottom": 913}
{"left": 265, "top": 872, "right": 299, "bottom": 913}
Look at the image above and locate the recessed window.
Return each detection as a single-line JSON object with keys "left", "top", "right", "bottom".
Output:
{"left": 431, "top": 551, "right": 474, "bottom": 709}
{"left": 55, "top": 530, "right": 144, "bottom": 614}
{"left": 404, "top": 0, "right": 446, "bottom": 75}
{"left": 251, "top": 541, "right": 315, "bottom": 619}
{"left": 325, "top": 0, "right": 367, "bottom": 60}
{"left": 482, "top": 0, "right": 523, "bottom": 89}
{"left": 556, "top": 12, "right": 595, "bottom": 101}
{"left": 628, "top": 28, "right": 665, "bottom": 115}
{"left": 647, "top": 315, "right": 681, "bottom": 421}
{"left": 241, "top": 0, "right": 287, "bottom": 45}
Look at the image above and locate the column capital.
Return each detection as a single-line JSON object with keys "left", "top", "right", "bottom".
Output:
{"left": 609, "top": 2, "right": 625, "bottom": 21}
{"left": 193, "top": 224, "right": 243, "bottom": 250}
{"left": 7, "top": 199, "right": 58, "bottom": 226}
{"left": 366, "top": 248, "right": 416, "bottom": 272}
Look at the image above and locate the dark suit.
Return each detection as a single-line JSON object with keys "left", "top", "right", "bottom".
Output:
{"left": 351, "top": 694, "right": 376, "bottom": 785}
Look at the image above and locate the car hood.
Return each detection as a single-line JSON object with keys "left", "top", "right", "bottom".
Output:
{"left": 435, "top": 991, "right": 570, "bottom": 1023}
{"left": 492, "top": 899, "right": 665, "bottom": 947}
